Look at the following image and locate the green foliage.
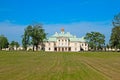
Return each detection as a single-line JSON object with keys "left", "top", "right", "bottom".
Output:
{"left": 112, "top": 13, "right": 120, "bottom": 27}
{"left": 0, "top": 35, "right": 9, "bottom": 49}
{"left": 84, "top": 32, "right": 105, "bottom": 50}
{"left": 22, "top": 26, "right": 32, "bottom": 50}
{"left": 10, "top": 41, "right": 19, "bottom": 50}
{"left": 110, "top": 13, "right": 120, "bottom": 49}
{"left": 22, "top": 24, "right": 47, "bottom": 51}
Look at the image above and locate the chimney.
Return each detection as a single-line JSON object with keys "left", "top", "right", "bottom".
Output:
{"left": 61, "top": 28, "right": 64, "bottom": 33}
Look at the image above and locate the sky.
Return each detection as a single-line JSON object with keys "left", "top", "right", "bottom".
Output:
{"left": 0, "top": 0, "right": 120, "bottom": 45}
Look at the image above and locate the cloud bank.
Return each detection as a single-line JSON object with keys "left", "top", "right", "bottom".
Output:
{"left": 0, "top": 20, "right": 112, "bottom": 44}
{"left": 45, "top": 21, "right": 112, "bottom": 43}
{"left": 0, "top": 21, "right": 26, "bottom": 44}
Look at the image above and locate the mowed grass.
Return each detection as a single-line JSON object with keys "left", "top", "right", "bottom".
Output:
{"left": 0, "top": 51, "right": 120, "bottom": 80}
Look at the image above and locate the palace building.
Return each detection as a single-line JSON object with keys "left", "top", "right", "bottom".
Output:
{"left": 44, "top": 28, "right": 88, "bottom": 52}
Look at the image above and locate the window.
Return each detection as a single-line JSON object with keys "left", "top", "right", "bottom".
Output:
{"left": 85, "top": 43, "right": 87, "bottom": 46}
{"left": 69, "top": 47, "right": 71, "bottom": 51}
{"left": 54, "top": 47, "right": 57, "bottom": 51}
{"left": 65, "top": 40, "right": 67, "bottom": 42}
{"left": 54, "top": 43, "right": 56, "bottom": 46}
{"left": 62, "top": 48, "right": 64, "bottom": 51}
{"left": 65, "top": 48, "right": 67, "bottom": 51}
{"left": 82, "top": 44, "right": 84, "bottom": 46}
{"left": 75, "top": 48, "right": 77, "bottom": 51}
{"left": 49, "top": 48, "right": 51, "bottom": 50}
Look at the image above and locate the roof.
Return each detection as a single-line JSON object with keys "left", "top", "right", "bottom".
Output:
{"left": 44, "top": 31, "right": 86, "bottom": 42}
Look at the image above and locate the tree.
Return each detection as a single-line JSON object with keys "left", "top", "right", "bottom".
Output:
{"left": 10, "top": 41, "right": 19, "bottom": 50}
{"left": 0, "top": 35, "right": 9, "bottom": 50}
{"left": 110, "top": 13, "right": 120, "bottom": 49}
{"left": 112, "top": 13, "right": 120, "bottom": 27}
{"left": 84, "top": 32, "right": 105, "bottom": 51}
{"left": 22, "top": 26, "right": 32, "bottom": 50}
{"left": 22, "top": 24, "right": 47, "bottom": 51}
{"left": 31, "top": 24, "right": 47, "bottom": 51}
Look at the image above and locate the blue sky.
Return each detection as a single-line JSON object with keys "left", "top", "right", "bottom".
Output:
{"left": 0, "top": 0, "right": 120, "bottom": 45}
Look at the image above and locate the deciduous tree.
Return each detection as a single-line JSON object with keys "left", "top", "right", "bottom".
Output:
{"left": 22, "top": 26, "right": 32, "bottom": 50}
{"left": 22, "top": 24, "right": 47, "bottom": 51}
{"left": 0, "top": 35, "right": 9, "bottom": 50}
{"left": 10, "top": 41, "right": 19, "bottom": 50}
{"left": 84, "top": 32, "right": 105, "bottom": 51}
{"left": 110, "top": 13, "right": 120, "bottom": 49}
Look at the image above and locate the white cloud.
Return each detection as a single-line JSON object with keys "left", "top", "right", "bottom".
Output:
{"left": 0, "top": 20, "right": 113, "bottom": 44}
{"left": 44, "top": 21, "right": 112, "bottom": 43}
{"left": 0, "top": 21, "right": 26, "bottom": 44}
{"left": 0, "top": 22, "right": 25, "bottom": 35}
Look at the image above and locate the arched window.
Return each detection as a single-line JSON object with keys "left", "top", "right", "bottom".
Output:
{"left": 65, "top": 39, "right": 67, "bottom": 42}
{"left": 82, "top": 43, "right": 84, "bottom": 46}
{"left": 85, "top": 43, "right": 87, "bottom": 46}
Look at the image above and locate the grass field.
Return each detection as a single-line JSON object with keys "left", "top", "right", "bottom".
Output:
{"left": 0, "top": 51, "right": 120, "bottom": 80}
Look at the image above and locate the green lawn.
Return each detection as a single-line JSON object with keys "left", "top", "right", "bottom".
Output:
{"left": 0, "top": 51, "right": 120, "bottom": 80}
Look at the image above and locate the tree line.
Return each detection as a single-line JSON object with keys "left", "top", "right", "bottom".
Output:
{"left": 85, "top": 13, "right": 120, "bottom": 51}
{"left": 0, "top": 35, "right": 19, "bottom": 50}
{"left": 0, "top": 13, "right": 120, "bottom": 51}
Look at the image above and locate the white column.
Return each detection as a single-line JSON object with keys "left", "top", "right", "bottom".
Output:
{"left": 64, "top": 47, "right": 65, "bottom": 51}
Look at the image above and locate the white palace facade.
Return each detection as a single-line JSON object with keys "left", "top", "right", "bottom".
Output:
{"left": 44, "top": 29, "right": 88, "bottom": 52}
